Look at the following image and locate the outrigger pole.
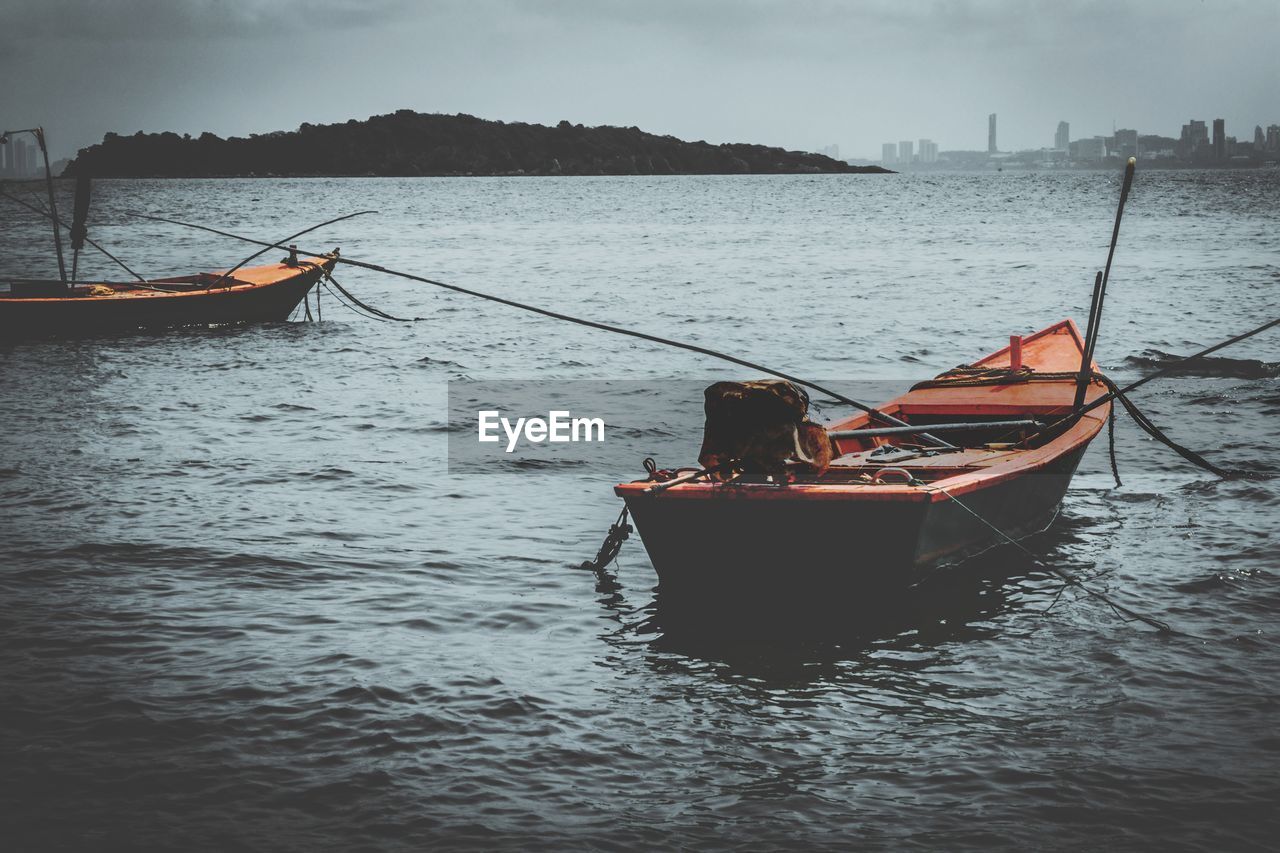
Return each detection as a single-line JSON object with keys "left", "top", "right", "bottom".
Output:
{"left": 1074, "top": 156, "right": 1137, "bottom": 410}
{"left": 1, "top": 127, "right": 68, "bottom": 290}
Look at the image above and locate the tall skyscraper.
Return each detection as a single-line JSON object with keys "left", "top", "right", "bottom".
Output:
{"left": 881, "top": 142, "right": 897, "bottom": 165}
{"left": 988, "top": 114, "right": 997, "bottom": 153}
{"left": 1256, "top": 126, "right": 1266, "bottom": 149}
{"left": 1055, "top": 121, "right": 1069, "bottom": 150}
{"left": 918, "top": 139, "right": 938, "bottom": 164}
{"left": 1212, "top": 118, "right": 1225, "bottom": 160}
{"left": 898, "top": 140, "right": 913, "bottom": 164}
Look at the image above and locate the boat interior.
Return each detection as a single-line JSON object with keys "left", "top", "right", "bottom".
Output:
{"left": 743, "top": 394, "right": 1101, "bottom": 488}
{"left": 1, "top": 273, "right": 250, "bottom": 298}
{"left": 823, "top": 414, "right": 1054, "bottom": 485}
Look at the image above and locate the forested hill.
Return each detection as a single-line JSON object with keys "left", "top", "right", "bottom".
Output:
{"left": 63, "top": 110, "right": 889, "bottom": 178}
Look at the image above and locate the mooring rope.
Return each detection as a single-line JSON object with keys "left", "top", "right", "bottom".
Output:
{"left": 121, "top": 211, "right": 953, "bottom": 446}
{"left": 914, "top": 363, "right": 1259, "bottom": 481}
{"left": 1, "top": 189, "right": 148, "bottom": 283}
{"left": 322, "top": 271, "right": 422, "bottom": 322}
{"left": 120, "top": 208, "right": 1272, "bottom": 635}
{"left": 202, "top": 210, "right": 376, "bottom": 291}
{"left": 320, "top": 278, "right": 390, "bottom": 323}
{"left": 933, "top": 484, "right": 1179, "bottom": 635}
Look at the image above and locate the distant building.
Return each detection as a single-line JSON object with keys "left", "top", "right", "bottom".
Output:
{"left": 1212, "top": 118, "right": 1225, "bottom": 160}
{"left": 1179, "top": 119, "right": 1209, "bottom": 159}
{"left": 1267, "top": 125, "right": 1280, "bottom": 153}
{"left": 898, "top": 140, "right": 913, "bottom": 165}
{"left": 25, "top": 144, "right": 37, "bottom": 175}
{"left": 818, "top": 144, "right": 840, "bottom": 160}
{"left": 1113, "top": 129, "right": 1138, "bottom": 159}
{"left": 1055, "top": 121, "right": 1069, "bottom": 150}
{"left": 12, "top": 139, "right": 28, "bottom": 178}
{"left": 988, "top": 113, "right": 997, "bottom": 153}
{"left": 917, "top": 139, "right": 938, "bottom": 164}
{"left": 1256, "top": 125, "right": 1266, "bottom": 150}
{"left": 1069, "top": 137, "right": 1107, "bottom": 162}
{"left": 881, "top": 142, "right": 897, "bottom": 165}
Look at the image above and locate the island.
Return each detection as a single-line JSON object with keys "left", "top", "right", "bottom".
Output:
{"left": 63, "top": 110, "right": 890, "bottom": 178}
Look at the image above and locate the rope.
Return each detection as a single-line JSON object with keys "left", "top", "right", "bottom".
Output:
{"left": 914, "top": 364, "right": 1246, "bottom": 481}
{"left": 1076, "top": 317, "right": 1280, "bottom": 418}
{"left": 0, "top": 188, "right": 148, "bottom": 283}
{"left": 320, "top": 279, "right": 390, "bottom": 322}
{"left": 1094, "top": 372, "right": 1235, "bottom": 479}
{"left": 323, "top": 271, "right": 422, "bottom": 322}
{"left": 1107, "top": 403, "right": 1122, "bottom": 487}
{"left": 121, "top": 211, "right": 953, "bottom": 446}
{"left": 911, "top": 364, "right": 1037, "bottom": 390}
{"left": 203, "top": 210, "right": 375, "bottom": 290}
{"left": 933, "top": 484, "right": 1179, "bottom": 635}
{"left": 578, "top": 507, "right": 632, "bottom": 575}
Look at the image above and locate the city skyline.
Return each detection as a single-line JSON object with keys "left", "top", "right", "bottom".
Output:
{"left": 875, "top": 112, "right": 1280, "bottom": 166}
{"left": 1, "top": 1, "right": 1277, "bottom": 163}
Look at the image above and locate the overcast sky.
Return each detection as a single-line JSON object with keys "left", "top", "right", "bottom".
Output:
{"left": 3, "top": 0, "right": 1277, "bottom": 162}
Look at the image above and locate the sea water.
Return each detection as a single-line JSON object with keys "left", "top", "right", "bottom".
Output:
{"left": 1, "top": 170, "right": 1278, "bottom": 849}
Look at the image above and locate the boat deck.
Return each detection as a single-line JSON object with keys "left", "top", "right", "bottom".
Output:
{"left": 1, "top": 256, "right": 332, "bottom": 300}
{"left": 616, "top": 320, "right": 1111, "bottom": 503}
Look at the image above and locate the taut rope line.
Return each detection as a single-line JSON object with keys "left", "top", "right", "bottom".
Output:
{"left": 123, "top": 210, "right": 954, "bottom": 448}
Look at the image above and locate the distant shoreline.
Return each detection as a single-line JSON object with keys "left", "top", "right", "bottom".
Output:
{"left": 46, "top": 170, "right": 897, "bottom": 180}
{"left": 63, "top": 110, "right": 892, "bottom": 179}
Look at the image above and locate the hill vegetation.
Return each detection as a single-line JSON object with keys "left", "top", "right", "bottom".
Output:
{"left": 64, "top": 110, "right": 888, "bottom": 178}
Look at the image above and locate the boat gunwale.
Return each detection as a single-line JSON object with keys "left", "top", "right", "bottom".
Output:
{"left": 0, "top": 256, "right": 333, "bottom": 303}
{"left": 614, "top": 318, "right": 1111, "bottom": 504}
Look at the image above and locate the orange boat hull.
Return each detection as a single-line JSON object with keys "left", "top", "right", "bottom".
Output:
{"left": 0, "top": 255, "right": 335, "bottom": 338}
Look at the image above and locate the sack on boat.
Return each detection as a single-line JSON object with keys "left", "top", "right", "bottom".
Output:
{"left": 697, "top": 379, "right": 835, "bottom": 480}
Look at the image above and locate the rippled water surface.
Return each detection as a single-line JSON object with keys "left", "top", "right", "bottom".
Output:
{"left": 2, "top": 171, "right": 1278, "bottom": 851}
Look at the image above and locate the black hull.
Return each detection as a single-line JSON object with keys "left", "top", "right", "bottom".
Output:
{"left": 0, "top": 272, "right": 322, "bottom": 339}
{"left": 621, "top": 445, "right": 1087, "bottom": 609}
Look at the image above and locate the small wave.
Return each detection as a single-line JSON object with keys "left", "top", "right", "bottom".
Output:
{"left": 416, "top": 355, "right": 466, "bottom": 368}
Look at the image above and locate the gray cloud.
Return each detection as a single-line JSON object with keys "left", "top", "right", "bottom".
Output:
{"left": 2, "top": 0, "right": 1276, "bottom": 162}
{"left": 2, "top": 0, "right": 409, "bottom": 40}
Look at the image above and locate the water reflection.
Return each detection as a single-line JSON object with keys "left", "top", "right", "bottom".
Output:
{"left": 588, "top": 537, "right": 1089, "bottom": 681}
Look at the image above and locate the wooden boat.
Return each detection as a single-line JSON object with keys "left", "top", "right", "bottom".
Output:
{"left": 0, "top": 252, "right": 337, "bottom": 338}
{"left": 614, "top": 320, "right": 1111, "bottom": 606}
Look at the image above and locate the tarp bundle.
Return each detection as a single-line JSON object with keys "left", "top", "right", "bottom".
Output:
{"left": 697, "top": 379, "right": 835, "bottom": 480}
